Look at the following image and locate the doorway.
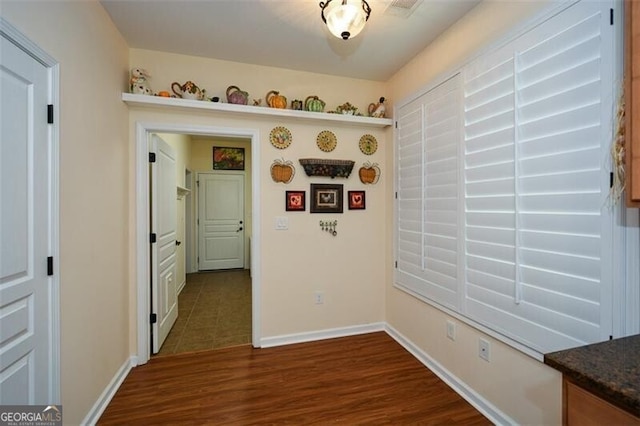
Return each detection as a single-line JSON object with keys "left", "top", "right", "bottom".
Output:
{"left": 135, "top": 123, "right": 261, "bottom": 365}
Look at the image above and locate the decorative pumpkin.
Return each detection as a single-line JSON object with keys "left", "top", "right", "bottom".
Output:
{"left": 359, "top": 162, "right": 380, "bottom": 184}
{"left": 266, "top": 90, "right": 288, "bottom": 109}
{"left": 305, "top": 95, "right": 326, "bottom": 112}
{"left": 270, "top": 158, "right": 295, "bottom": 184}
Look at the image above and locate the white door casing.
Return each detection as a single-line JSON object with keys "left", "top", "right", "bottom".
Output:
{"left": 150, "top": 135, "right": 178, "bottom": 353}
{"left": 198, "top": 173, "right": 245, "bottom": 270}
{"left": 0, "top": 19, "right": 59, "bottom": 404}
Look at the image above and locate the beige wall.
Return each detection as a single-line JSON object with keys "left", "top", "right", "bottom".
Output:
{"left": 126, "top": 50, "right": 389, "bottom": 348}
{"left": 1, "top": 1, "right": 570, "bottom": 423}
{"left": 1, "top": 1, "right": 130, "bottom": 424}
{"left": 156, "top": 133, "right": 192, "bottom": 290}
{"left": 131, "top": 48, "right": 387, "bottom": 116}
{"left": 386, "top": 1, "right": 563, "bottom": 424}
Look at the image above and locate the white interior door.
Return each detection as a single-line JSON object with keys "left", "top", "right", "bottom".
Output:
{"left": 0, "top": 33, "right": 53, "bottom": 403}
{"left": 151, "top": 135, "right": 178, "bottom": 353}
{"left": 198, "top": 173, "right": 245, "bottom": 270}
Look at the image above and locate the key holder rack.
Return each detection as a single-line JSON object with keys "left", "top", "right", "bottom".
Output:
{"left": 320, "top": 220, "right": 338, "bottom": 236}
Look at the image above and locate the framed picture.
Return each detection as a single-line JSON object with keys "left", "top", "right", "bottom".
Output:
{"left": 285, "top": 191, "right": 306, "bottom": 211}
{"left": 213, "top": 147, "right": 245, "bottom": 170}
{"left": 310, "top": 184, "right": 343, "bottom": 213}
{"left": 348, "top": 190, "right": 366, "bottom": 210}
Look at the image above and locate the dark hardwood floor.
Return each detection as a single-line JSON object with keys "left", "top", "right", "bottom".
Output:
{"left": 99, "top": 332, "right": 491, "bottom": 425}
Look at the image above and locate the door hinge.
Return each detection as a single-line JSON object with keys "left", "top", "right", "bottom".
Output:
{"left": 47, "top": 104, "right": 54, "bottom": 124}
{"left": 395, "top": 121, "right": 398, "bottom": 129}
{"left": 395, "top": 192, "right": 398, "bottom": 199}
{"left": 610, "top": 8, "right": 614, "bottom": 25}
{"left": 149, "top": 152, "right": 156, "bottom": 163}
{"left": 150, "top": 313, "right": 157, "bottom": 324}
{"left": 150, "top": 233, "right": 157, "bottom": 243}
{"left": 610, "top": 172, "right": 614, "bottom": 188}
{"left": 47, "top": 256, "right": 54, "bottom": 276}
{"left": 395, "top": 261, "right": 398, "bottom": 268}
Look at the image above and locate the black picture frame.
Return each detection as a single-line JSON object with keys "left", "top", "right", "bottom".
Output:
{"left": 348, "top": 190, "right": 366, "bottom": 210}
{"left": 213, "top": 147, "right": 245, "bottom": 170}
{"left": 310, "top": 184, "right": 343, "bottom": 213}
{"left": 285, "top": 191, "right": 306, "bottom": 211}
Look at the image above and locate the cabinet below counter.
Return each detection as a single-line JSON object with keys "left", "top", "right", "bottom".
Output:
{"left": 544, "top": 335, "right": 640, "bottom": 424}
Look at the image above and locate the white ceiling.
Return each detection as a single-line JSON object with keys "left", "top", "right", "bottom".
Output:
{"left": 100, "top": 0, "right": 482, "bottom": 82}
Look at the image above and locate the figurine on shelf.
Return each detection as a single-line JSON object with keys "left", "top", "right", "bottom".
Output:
{"left": 253, "top": 98, "right": 262, "bottom": 106}
{"left": 335, "top": 102, "right": 358, "bottom": 115}
{"left": 368, "top": 97, "right": 386, "bottom": 118}
{"left": 129, "top": 68, "right": 151, "bottom": 95}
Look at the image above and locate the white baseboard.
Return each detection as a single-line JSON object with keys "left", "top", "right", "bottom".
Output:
{"left": 384, "top": 324, "right": 514, "bottom": 426}
{"left": 259, "top": 322, "right": 385, "bottom": 348}
{"left": 81, "top": 355, "right": 136, "bottom": 426}
{"left": 177, "top": 278, "right": 186, "bottom": 295}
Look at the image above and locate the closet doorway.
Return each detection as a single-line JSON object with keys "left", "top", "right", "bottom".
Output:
{"left": 135, "top": 123, "right": 261, "bottom": 365}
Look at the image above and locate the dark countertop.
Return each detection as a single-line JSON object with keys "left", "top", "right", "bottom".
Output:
{"left": 544, "top": 334, "right": 640, "bottom": 417}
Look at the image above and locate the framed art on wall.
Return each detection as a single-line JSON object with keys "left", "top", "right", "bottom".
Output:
{"left": 348, "top": 191, "right": 366, "bottom": 210}
{"left": 285, "top": 191, "right": 306, "bottom": 211}
{"left": 213, "top": 147, "right": 245, "bottom": 170}
{"left": 310, "top": 184, "right": 343, "bottom": 213}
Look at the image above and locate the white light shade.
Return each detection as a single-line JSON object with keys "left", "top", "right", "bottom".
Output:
{"left": 322, "top": 0, "right": 370, "bottom": 40}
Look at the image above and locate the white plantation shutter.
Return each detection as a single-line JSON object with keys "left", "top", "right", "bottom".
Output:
{"left": 396, "top": 76, "right": 462, "bottom": 310}
{"left": 395, "top": 0, "right": 614, "bottom": 355}
{"left": 463, "top": 1, "right": 612, "bottom": 353}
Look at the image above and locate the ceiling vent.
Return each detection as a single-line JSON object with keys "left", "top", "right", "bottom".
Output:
{"left": 384, "top": 0, "right": 423, "bottom": 18}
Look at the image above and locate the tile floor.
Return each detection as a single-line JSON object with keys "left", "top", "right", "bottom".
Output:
{"left": 156, "top": 269, "right": 252, "bottom": 356}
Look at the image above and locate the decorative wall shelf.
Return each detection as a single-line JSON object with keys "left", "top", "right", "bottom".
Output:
{"left": 122, "top": 93, "right": 393, "bottom": 128}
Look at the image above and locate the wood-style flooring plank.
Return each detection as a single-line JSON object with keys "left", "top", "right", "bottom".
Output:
{"left": 98, "top": 332, "right": 491, "bottom": 425}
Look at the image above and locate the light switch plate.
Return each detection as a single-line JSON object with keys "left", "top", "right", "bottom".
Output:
{"left": 275, "top": 216, "right": 289, "bottom": 230}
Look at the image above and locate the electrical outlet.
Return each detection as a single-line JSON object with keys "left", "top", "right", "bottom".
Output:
{"left": 314, "top": 291, "right": 324, "bottom": 305}
{"left": 479, "top": 338, "right": 490, "bottom": 362}
{"left": 446, "top": 320, "right": 456, "bottom": 341}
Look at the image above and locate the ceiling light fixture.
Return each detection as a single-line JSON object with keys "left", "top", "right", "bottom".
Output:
{"left": 319, "top": 0, "right": 372, "bottom": 40}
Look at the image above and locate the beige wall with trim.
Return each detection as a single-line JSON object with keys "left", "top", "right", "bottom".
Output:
{"left": 386, "top": 1, "right": 563, "bottom": 424}
{"left": 1, "top": 0, "right": 571, "bottom": 422}
{"left": 1, "top": 1, "right": 130, "bottom": 424}
{"left": 127, "top": 49, "right": 389, "bottom": 348}
{"left": 127, "top": 107, "right": 388, "bottom": 342}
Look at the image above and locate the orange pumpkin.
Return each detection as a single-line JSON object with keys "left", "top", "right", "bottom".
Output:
{"left": 270, "top": 158, "right": 295, "bottom": 183}
{"left": 359, "top": 162, "right": 380, "bottom": 184}
{"left": 266, "top": 90, "right": 288, "bottom": 109}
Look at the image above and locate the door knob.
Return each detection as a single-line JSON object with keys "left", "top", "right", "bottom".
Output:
{"left": 175, "top": 240, "right": 182, "bottom": 246}
{"left": 236, "top": 227, "right": 243, "bottom": 232}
